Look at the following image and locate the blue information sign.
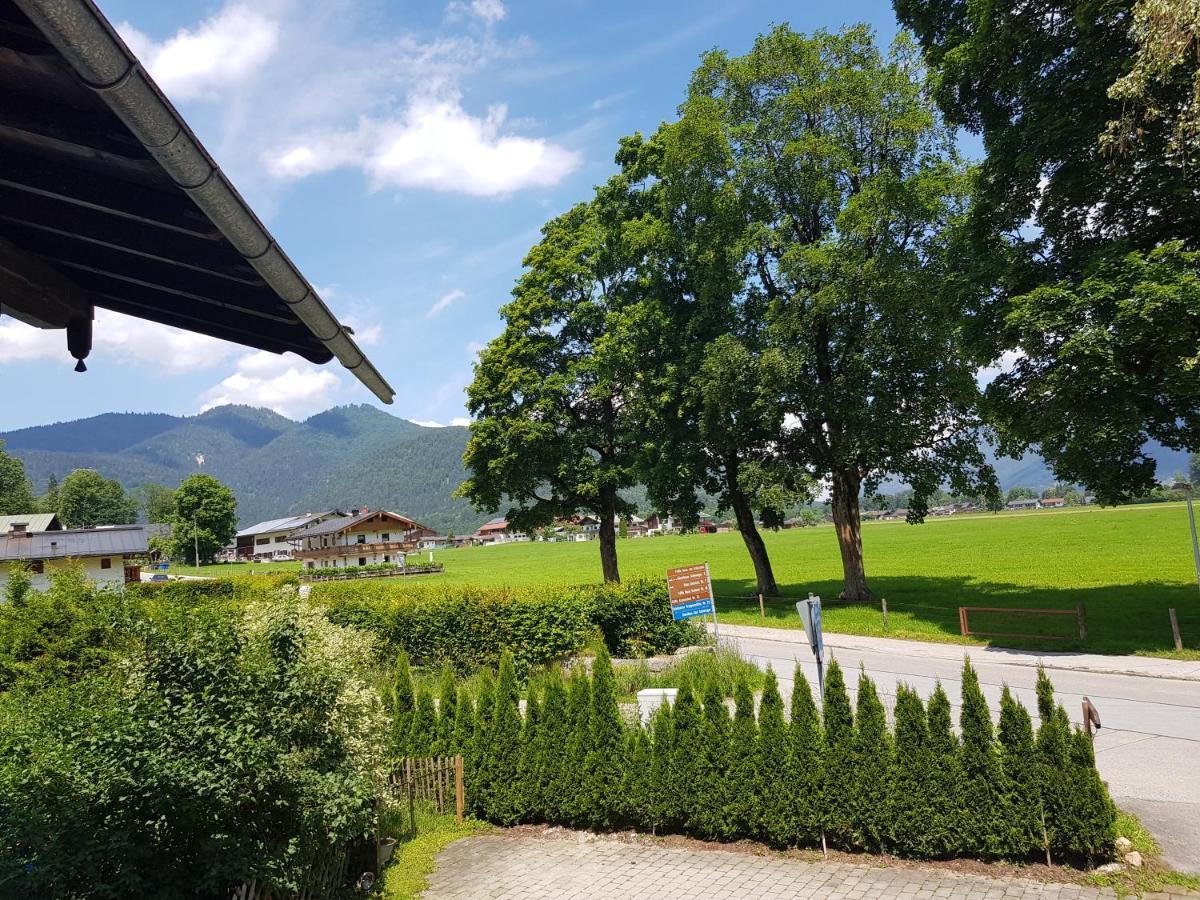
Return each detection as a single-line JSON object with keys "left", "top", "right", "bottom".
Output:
{"left": 671, "top": 597, "right": 715, "bottom": 621}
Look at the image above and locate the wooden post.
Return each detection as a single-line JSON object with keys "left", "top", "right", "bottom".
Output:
{"left": 406, "top": 758, "right": 416, "bottom": 838}
{"left": 758, "top": 593, "right": 765, "bottom": 620}
{"left": 958, "top": 606, "right": 969, "bottom": 636}
{"left": 454, "top": 754, "right": 464, "bottom": 824}
{"left": 1169, "top": 608, "right": 1183, "bottom": 652}
{"left": 881, "top": 597, "right": 889, "bottom": 631}
{"left": 1076, "top": 603, "right": 1088, "bottom": 642}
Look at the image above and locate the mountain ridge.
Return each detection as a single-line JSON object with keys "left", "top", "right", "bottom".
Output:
{"left": 3, "top": 405, "right": 1191, "bottom": 533}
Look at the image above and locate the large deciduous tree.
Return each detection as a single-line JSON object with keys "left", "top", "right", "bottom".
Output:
{"left": 169, "top": 473, "right": 237, "bottom": 565}
{"left": 459, "top": 187, "right": 645, "bottom": 583}
{"left": 58, "top": 468, "right": 136, "bottom": 528}
{"left": 684, "top": 25, "right": 998, "bottom": 602}
{"left": 0, "top": 441, "right": 34, "bottom": 516}
{"left": 895, "top": 0, "right": 1200, "bottom": 501}
{"left": 612, "top": 125, "right": 801, "bottom": 597}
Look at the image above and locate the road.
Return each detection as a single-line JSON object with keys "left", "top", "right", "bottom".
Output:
{"left": 708, "top": 623, "right": 1200, "bottom": 874}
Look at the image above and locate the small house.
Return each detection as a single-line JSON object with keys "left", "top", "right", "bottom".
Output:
{"left": 292, "top": 509, "right": 437, "bottom": 570}
{"left": 0, "top": 524, "right": 148, "bottom": 591}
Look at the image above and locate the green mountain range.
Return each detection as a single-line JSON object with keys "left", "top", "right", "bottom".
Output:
{"left": 3, "top": 404, "right": 1191, "bottom": 534}
{"left": 1, "top": 404, "right": 484, "bottom": 534}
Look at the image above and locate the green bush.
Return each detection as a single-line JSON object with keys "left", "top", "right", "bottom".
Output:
{"left": 0, "top": 597, "right": 385, "bottom": 898}
{"left": 313, "top": 577, "right": 699, "bottom": 675}
{"left": 435, "top": 656, "right": 1116, "bottom": 867}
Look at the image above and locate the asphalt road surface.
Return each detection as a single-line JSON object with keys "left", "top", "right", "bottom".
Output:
{"left": 708, "top": 623, "right": 1200, "bottom": 874}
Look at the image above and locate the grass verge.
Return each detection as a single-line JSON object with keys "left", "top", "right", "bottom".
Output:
{"left": 379, "top": 805, "right": 492, "bottom": 900}
{"left": 1083, "top": 811, "right": 1200, "bottom": 897}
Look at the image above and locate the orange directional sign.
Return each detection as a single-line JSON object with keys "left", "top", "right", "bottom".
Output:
{"left": 667, "top": 564, "right": 715, "bottom": 620}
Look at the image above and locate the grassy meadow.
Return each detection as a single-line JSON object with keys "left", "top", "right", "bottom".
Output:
{"left": 411, "top": 503, "right": 1200, "bottom": 658}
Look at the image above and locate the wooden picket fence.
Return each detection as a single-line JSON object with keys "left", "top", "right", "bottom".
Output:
{"left": 229, "top": 844, "right": 348, "bottom": 900}
{"left": 387, "top": 755, "right": 465, "bottom": 827}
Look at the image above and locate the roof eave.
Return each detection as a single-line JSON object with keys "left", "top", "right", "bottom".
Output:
{"left": 12, "top": 0, "right": 395, "bottom": 405}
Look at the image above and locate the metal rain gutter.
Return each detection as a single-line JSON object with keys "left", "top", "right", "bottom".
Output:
{"left": 12, "top": 0, "right": 396, "bottom": 405}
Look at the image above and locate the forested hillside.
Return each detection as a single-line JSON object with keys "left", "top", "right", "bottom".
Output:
{"left": 1, "top": 405, "right": 485, "bottom": 534}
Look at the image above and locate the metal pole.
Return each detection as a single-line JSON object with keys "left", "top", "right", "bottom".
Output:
{"left": 193, "top": 513, "right": 200, "bottom": 569}
{"left": 1188, "top": 497, "right": 1200, "bottom": 598}
{"left": 706, "top": 562, "right": 719, "bottom": 648}
{"left": 810, "top": 602, "right": 825, "bottom": 698}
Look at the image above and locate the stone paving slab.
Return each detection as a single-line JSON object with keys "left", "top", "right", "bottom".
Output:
{"left": 422, "top": 832, "right": 1119, "bottom": 899}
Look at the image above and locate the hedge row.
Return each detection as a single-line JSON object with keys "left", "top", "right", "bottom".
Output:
{"left": 314, "top": 577, "right": 699, "bottom": 673}
{"left": 125, "top": 573, "right": 298, "bottom": 603}
{"left": 395, "top": 650, "right": 1116, "bottom": 864}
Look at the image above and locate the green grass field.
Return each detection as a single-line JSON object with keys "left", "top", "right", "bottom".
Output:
{"left": 411, "top": 503, "right": 1200, "bottom": 658}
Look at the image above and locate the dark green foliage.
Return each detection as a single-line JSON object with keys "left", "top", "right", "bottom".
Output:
{"left": 925, "top": 684, "right": 963, "bottom": 856}
{"left": 316, "top": 578, "right": 700, "bottom": 676}
{"left": 451, "top": 687, "right": 473, "bottom": 759}
{"left": 516, "top": 689, "right": 542, "bottom": 822}
{"left": 852, "top": 671, "right": 893, "bottom": 851}
{"left": 958, "top": 659, "right": 1009, "bottom": 858}
{"left": 559, "top": 666, "right": 593, "bottom": 825}
{"left": 486, "top": 651, "right": 524, "bottom": 824}
{"left": 667, "top": 680, "right": 702, "bottom": 833}
{"left": 647, "top": 702, "right": 674, "bottom": 833}
{"left": 997, "top": 687, "right": 1041, "bottom": 859}
{"left": 754, "top": 668, "right": 792, "bottom": 847}
{"left": 58, "top": 467, "right": 137, "bottom": 528}
{"left": 726, "top": 676, "right": 759, "bottom": 839}
{"left": 820, "top": 659, "right": 855, "bottom": 847}
{"left": 408, "top": 688, "right": 437, "bottom": 758}
{"left": 624, "top": 725, "right": 654, "bottom": 829}
{"left": 468, "top": 670, "right": 496, "bottom": 818}
{"left": 1035, "top": 669, "right": 1116, "bottom": 862}
{"left": 787, "top": 666, "right": 824, "bottom": 847}
{"left": 890, "top": 685, "right": 937, "bottom": 857}
{"left": 538, "top": 675, "right": 569, "bottom": 824}
{"left": 584, "top": 647, "right": 626, "bottom": 829}
{"left": 692, "top": 677, "right": 732, "bottom": 839}
{"left": 391, "top": 649, "right": 415, "bottom": 758}
{"left": 0, "top": 439, "right": 35, "bottom": 516}
{"left": 433, "top": 665, "right": 457, "bottom": 756}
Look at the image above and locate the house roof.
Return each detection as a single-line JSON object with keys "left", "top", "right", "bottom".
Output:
{"left": 236, "top": 512, "right": 332, "bottom": 538}
{"left": 0, "top": 524, "right": 147, "bottom": 561}
{"left": 0, "top": 0, "right": 393, "bottom": 403}
{"left": 290, "top": 509, "right": 424, "bottom": 539}
{"left": 475, "top": 517, "right": 508, "bottom": 533}
{"left": 0, "top": 512, "right": 59, "bottom": 533}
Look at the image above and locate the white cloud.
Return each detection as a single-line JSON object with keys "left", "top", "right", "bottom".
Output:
{"left": 427, "top": 288, "right": 465, "bottom": 319}
{"left": 117, "top": 4, "right": 279, "bottom": 101}
{"left": 446, "top": 0, "right": 506, "bottom": 24}
{"left": 199, "top": 351, "right": 342, "bottom": 418}
{"left": 410, "top": 416, "right": 471, "bottom": 428}
{"left": 0, "top": 309, "right": 238, "bottom": 372}
{"left": 450, "top": 416, "right": 471, "bottom": 427}
{"left": 411, "top": 419, "right": 447, "bottom": 428}
{"left": 267, "top": 92, "right": 580, "bottom": 196}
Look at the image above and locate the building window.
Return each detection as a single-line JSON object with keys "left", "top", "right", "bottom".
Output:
{"left": 100, "top": 557, "right": 112, "bottom": 570}
{"left": 30, "top": 560, "right": 44, "bottom": 574}
{"left": 356, "top": 534, "right": 366, "bottom": 544}
{"left": 256, "top": 537, "right": 270, "bottom": 546}
{"left": 359, "top": 557, "right": 367, "bottom": 567}
{"left": 384, "top": 555, "right": 390, "bottom": 563}
{"left": 381, "top": 533, "right": 390, "bottom": 541}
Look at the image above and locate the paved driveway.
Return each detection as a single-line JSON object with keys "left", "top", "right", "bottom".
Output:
{"left": 423, "top": 832, "right": 1117, "bottom": 899}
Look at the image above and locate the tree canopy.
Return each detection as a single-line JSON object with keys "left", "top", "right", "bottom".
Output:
{"left": 0, "top": 441, "right": 34, "bottom": 517}
{"left": 169, "top": 474, "right": 237, "bottom": 565}
{"left": 57, "top": 468, "right": 136, "bottom": 528}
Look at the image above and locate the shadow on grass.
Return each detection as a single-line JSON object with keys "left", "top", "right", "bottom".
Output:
{"left": 710, "top": 575, "right": 1200, "bottom": 657}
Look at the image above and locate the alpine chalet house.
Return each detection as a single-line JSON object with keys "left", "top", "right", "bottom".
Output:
{"left": 290, "top": 509, "right": 437, "bottom": 571}
{"left": 0, "top": 523, "right": 148, "bottom": 591}
{"left": 234, "top": 511, "right": 345, "bottom": 560}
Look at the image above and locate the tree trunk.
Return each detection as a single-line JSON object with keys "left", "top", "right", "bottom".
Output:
{"left": 830, "top": 468, "right": 871, "bottom": 602}
{"left": 728, "top": 477, "right": 778, "bottom": 597}
{"left": 598, "top": 486, "right": 621, "bottom": 584}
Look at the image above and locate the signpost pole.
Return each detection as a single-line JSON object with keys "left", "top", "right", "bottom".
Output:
{"left": 1188, "top": 496, "right": 1200, "bottom": 599}
{"left": 706, "top": 562, "right": 719, "bottom": 647}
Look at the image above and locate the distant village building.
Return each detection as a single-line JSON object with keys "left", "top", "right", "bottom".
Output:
{"left": 1005, "top": 498, "right": 1040, "bottom": 510}
{"left": 0, "top": 523, "right": 148, "bottom": 591}
{"left": 235, "top": 511, "right": 345, "bottom": 560}
{"left": 473, "top": 518, "right": 529, "bottom": 544}
{"left": 1040, "top": 497, "right": 1067, "bottom": 508}
{"left": 291, "top": 509, "right": 437, "bottom": 570}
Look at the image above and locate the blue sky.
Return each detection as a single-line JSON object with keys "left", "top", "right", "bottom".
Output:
{"left": 0, "top": 0, "right": 907, "bottom": 432}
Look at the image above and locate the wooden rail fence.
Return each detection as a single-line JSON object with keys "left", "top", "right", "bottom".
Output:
{"left": 958, "top": 603, "right": 1087, "bottom": 642}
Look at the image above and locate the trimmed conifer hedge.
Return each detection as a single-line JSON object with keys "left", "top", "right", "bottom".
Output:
{"left": 395, "top": 650, "right": 1117, "bottom": 865}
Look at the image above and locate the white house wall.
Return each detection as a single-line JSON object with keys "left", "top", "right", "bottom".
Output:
{"left": 0, "top": 556, "right": 126, "bottom": 593}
